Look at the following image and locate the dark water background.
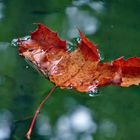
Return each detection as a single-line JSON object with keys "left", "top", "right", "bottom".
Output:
{"left": 0, "top": 0, "right": 140, "bottom": 140}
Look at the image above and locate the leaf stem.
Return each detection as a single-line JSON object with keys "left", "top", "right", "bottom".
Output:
{"left": 26, "top": 85, "right": 57, "bottom": 139}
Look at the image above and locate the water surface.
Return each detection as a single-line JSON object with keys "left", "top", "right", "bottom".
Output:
{"left": 0, "top": 0, "right": 140, "bottom": 140}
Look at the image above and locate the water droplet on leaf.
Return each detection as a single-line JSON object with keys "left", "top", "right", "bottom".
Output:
{"left": 21, "top": 36, "right": 30, "bottom": 41}
{"left": 11, "top": 38, "right": 18, "bottom": 47}
{"left": 67, "top": 37, "right": 80, "bottom": 52}
{"left": 11, "top": 36, "right": 30, "bottom": 47}
{"left": 98, "top": 50, "right": 104, "bottom": 62}
{"left": 88, "top": 86, "right": 99, "bottom": 97}
{"left": 88, "top": 91, "right": 99, "bottom": 97}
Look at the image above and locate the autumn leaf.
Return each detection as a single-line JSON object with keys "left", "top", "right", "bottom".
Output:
{"left": 17, "top": 24, "right": 140, "bottom": 139}
{"left": 18, "top": 24, "right": 140, "bottom": 92}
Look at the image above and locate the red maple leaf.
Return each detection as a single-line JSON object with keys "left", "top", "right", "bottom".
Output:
{"left": 18, "top": 24, "right": 140, "bottom": 91}
{"left": 17, "top": 24, "right": 140, "bottom": 139}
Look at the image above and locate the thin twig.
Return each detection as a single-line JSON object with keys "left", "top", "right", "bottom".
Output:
{"left": 26, "top": 85, "right": 57, "bottom": 139}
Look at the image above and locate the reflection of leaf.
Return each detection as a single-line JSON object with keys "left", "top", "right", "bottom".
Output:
{"left": 18, "top": 24, "right": 140, "bottom": 92}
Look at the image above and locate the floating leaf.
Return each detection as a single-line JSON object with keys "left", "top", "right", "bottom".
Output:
{"left": 17, "top": 24, "right": 140, "bottom": 139}
{"left": 18, "top": 24, "right": 140, "bottom": 92}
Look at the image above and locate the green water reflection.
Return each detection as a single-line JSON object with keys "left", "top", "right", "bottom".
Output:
{"left": 0, "top": 0, "right": 140, "bottom": 140}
